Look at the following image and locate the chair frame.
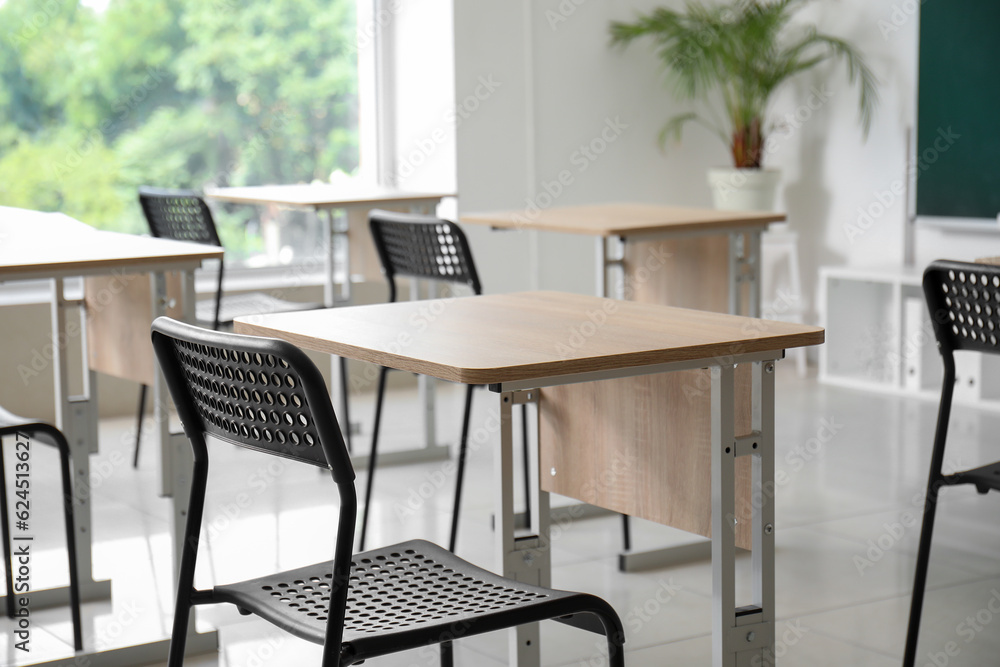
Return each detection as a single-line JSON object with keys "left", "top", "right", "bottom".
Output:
{"left": 904, "top": 259, "right": 1000, "bottom": 666}
{"left": 139, "top": 186, "right": 225, "bottom": 329}
{"left": 0, "top": 410, "right": 83, "bottom": 651}
{"left": 365, "top": 210, "right": 529, "bottom": 553}
{"left": 151, "top": 317, "right": 625, "bottom": 667}
{"left": 152, "top": 317, "right": 355, "bottom": 665}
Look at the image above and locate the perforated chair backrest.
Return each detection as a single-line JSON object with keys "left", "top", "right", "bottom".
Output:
{"left": 138, "top": 186, "right": 222, "bottom": 248}
{"left": 150, "top": 317, "right": 354, "bottom": 482}
{"left": 923, "top": 260, "right": 1000, "bottom": 357}
{"left": 368, "top": 210, "right": 482, "bottom": 301}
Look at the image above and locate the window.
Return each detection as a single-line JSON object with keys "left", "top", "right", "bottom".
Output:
{"left": 0, "top": 0, "right": 359, "bottom": 267}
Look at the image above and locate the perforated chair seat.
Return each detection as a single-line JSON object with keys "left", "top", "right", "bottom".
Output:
{"left": 215, "top": 539, "right": 607, "bottom": 661}
{"left": 195, "top": 292, "right": 321, "bottom": 328}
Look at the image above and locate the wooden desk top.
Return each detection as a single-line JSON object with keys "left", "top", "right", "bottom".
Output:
{"left": 234, "top": 291, "right": 823, "bottom": 385}
{"left": 461, "top": 203, "right": 785, "bottom": 237}
{"left": 204, "top": 183, "right": 455, "bottom": 210}
{"left": 0, "top": 208, "right": 222, "bottom": 280}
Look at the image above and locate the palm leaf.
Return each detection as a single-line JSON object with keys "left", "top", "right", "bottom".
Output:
{"left": 609, "top": 0, "right": 879, "bottom": 164}
{"left": 658, "top": 111, "right": 727, "bottom": 150}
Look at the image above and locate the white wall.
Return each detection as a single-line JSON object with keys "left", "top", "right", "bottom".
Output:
{"left": 452, "top": 0, "right": 1000, "bottom": 320}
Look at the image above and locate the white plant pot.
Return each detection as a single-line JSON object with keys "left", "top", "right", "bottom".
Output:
{"left": 707, "top": 168, "right": 781, "bottom": 212}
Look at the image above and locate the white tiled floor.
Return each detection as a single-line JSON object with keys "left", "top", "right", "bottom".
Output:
{"left": 2, "top": 366, "right": 999, "bottom": 665}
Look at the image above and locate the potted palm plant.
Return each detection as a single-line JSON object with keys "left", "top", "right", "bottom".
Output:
{"left": 609, "top": 0, "right": 878, "bottom": 211}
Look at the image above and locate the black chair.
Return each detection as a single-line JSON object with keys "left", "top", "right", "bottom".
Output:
{"left": 132, "top": 186, "right": 350, "bottom": 468}
{"left": 904, "top": 259, "right": 1000, "bottom": 667}
{"left": 363, "top": 210, "right": 530, "bottom": 553}
{"left": 150, "top": 316, "right": 625, "bottom": 667}
{"left": 0, "top": 406, "right": 83, "bottom": 651}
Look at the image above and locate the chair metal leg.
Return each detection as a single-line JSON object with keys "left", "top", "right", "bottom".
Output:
{"left": 56, "top": 434, "right": 84, "bottom": 651}
{"left": 903, "top": 360, "right": 955, "bottom": 667}
{"left": 0, "top": 445, "right": 14, "bottom": 618}
{"left": 133, "top": 384, "right": 147, "bottom": 468}
{"left": 166, "top": 595, "right": 193, "bottom": 666}
{"left": 903, "top": 479, "right": 943, "bottom": 667}
{"left": 167, "top": 451, "right": 210, "bottom": 667}
{"left": 449, "top": 384, "right": 476, "bottom": 553}
{"left": 440, "top": 640, "right": 454, "bottom": 667}
{"left": 608, "top": 633, "right": 625, "bottom": 667}
{"left": 339, "top": 357, "right": 352, "bottom": 454}
{"left": 359, "top": 367, "right": 389, "bottom": 551}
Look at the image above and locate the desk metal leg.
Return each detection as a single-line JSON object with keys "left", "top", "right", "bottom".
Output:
{"left": 750, "top": 361, "right": 776, "bottom": 664}
{"left": 728, "top": 233, "right": 743, "bottom": 316}
{"left": 726, "top": 230, "right": 762, "bottom": 318}
{"left": 495, "top": 390, "right": 546, "bottom": 667}
{"left": 414, "top": 279, "right": 438, "bottom": 451}
{"left": 712, "top": 364, "right": 737, "bottom": 667}
{"left": 711, "top": 362, "right": 776, "bottom": 667}
{"left": 595, "top": 235, "right": 625, "bottom": 300}
{"left": 44, "top": 279, "right": 113, "bottom": 610}
{"left": 747, "top": 231, "right": 762, "bottom": 318}
{"left": 323, "top": 209, "right": 354, "bottom": 454}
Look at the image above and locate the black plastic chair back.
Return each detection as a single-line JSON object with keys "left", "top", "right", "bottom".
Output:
{"left": 923, "top": 259, "right": 1000, "bottom": 356}
{"left": 151, "top": 316, "right": 353, "bottom": 477}
{"left": 138, "top": 186, "right": 222, "bottom": 247}
{"left": 368, "top": 210, "right": 482, "bottom": 302}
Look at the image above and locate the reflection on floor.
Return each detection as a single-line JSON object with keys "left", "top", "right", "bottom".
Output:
{"left": 1, "top": 365, "right": 999, "bottom": 666}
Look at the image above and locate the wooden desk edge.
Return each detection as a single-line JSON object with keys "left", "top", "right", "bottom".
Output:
{"left": 460, "top": 212, "right": 785, "bottom": 237}
{"left": 235, "top": 319, "right": 824, "bottom": 386}
{"left": 205, "top": 189, "right": 455, "bottom": 209}
{"left": 0, "top": 250, "right": 223, "bottom": 280}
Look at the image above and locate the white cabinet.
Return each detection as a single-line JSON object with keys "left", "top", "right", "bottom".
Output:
{"left": 819, "top": 265, "right": 1000, "bottom": 407}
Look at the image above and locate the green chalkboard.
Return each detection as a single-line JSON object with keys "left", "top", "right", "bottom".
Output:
{"left": 917, "top": 0, "right": 1000, "bottom": 219}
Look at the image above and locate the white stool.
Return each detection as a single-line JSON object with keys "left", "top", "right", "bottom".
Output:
{"left": 761, "top": 225, "right": 807, "bottom": 377}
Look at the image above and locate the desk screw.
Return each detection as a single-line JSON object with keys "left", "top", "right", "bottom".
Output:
{"left": 765, "top": 363, "right": 774, "bottom": 374}
{"left": 764, "top": 523, "right": 774, "bottom": 535}
{"left": 523, "top": 552, "right": 534, "bottom": 565}
{"left": 746, "top": 631, "right": 756, "bottom": 642}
